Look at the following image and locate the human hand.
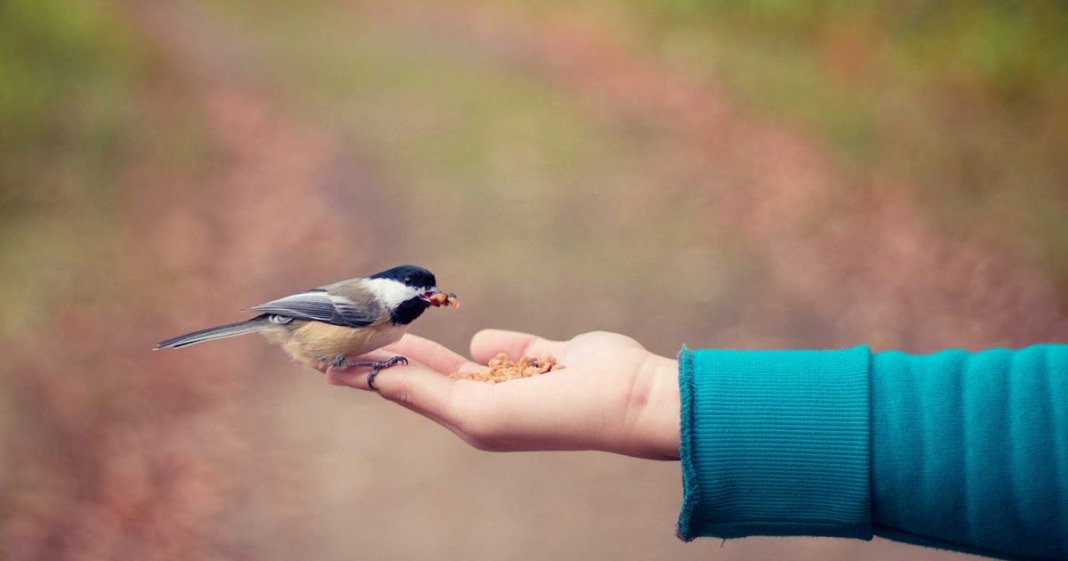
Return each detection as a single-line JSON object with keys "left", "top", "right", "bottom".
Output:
{"left": 323, "top": 330, "right": 681, "bottom": 460}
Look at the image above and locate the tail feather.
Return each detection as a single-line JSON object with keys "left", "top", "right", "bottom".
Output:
{"left": 155, "top": 316, "right": 269, "bottom": 350}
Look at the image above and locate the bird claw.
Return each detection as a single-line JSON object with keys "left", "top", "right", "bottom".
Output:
{"left": 329, "top": 355, "right": 408, "bottom": 390}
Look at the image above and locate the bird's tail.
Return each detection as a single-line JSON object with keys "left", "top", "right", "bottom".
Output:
{"left": 155, "top": 316, "right": 269, "bottom": 350}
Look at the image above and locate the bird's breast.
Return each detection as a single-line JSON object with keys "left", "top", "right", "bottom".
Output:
{"left": 280, "top": 320, "right": 408, "bottom": 367}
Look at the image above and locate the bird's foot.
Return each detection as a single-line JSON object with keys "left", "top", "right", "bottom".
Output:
{"left": 333, "top": 355, "right": 408, "bottom": 390}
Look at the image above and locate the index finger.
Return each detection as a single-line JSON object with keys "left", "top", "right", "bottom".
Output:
{"left": 384, "top": 334, "right": 474, "bottom": 374}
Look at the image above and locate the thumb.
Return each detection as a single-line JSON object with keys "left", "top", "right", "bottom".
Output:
{"left": 469, "top": 329, "right": 567, "bottom": 364}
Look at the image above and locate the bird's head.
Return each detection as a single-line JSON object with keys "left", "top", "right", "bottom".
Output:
{"left": 366, "top": 265, "right": 457, "bottom": 325}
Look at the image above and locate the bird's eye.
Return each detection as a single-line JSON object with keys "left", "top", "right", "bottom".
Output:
{"left": 403, "top": 276, "right": 412, "bottom": 283}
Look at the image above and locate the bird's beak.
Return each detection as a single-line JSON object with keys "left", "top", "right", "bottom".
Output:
{"left": 421, "top": 287, "right": 460, "bottom": 308}
{"left": 419, "top": 287, "right": 442, "bottom": 303}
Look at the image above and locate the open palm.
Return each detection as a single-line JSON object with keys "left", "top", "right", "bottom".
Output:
{"left": 324, "top": 330, "right": 681, "bottom": 460}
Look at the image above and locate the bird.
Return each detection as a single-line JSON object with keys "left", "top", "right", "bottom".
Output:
{"left": 155, "top": 265, "right": 457, "bottom": 388}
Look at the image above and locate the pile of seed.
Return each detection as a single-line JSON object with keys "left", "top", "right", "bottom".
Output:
{"left": 449, "top": 353, "right": 561, "bottom": 383}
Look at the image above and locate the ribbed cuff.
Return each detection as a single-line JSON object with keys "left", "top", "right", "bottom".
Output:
{"left": 677, "top": 346, "right": 874, "bottom": 541}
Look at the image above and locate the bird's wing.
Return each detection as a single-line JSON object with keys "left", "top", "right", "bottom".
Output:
{"left": 249, "top": 289, "right": 378, "bottom": 328}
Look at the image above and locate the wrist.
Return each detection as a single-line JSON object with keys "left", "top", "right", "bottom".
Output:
{"left": 626, "top": 354, "right": 681, "bottom": 460}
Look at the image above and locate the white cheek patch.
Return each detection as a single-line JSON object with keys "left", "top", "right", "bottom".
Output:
{"left": 363, "top": 278, "right": 421, "bottom": 309}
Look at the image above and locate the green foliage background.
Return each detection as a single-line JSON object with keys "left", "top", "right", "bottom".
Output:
{"left": 0, "top": 0, "right": 142, "bottom": 335}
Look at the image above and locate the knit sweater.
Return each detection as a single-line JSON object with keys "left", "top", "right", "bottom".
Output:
{"left": 677, "top": 344, "right": 1067, "bottom": 560}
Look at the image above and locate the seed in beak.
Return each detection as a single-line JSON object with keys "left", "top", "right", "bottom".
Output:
{"left": 426, "top": 291, "right": 459, "bottom": 308}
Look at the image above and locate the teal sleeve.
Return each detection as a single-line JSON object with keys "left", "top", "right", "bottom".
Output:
{"left": 677, "top": 344, "right": 1068, "bottom": 561}
{"left": 677, "top": 346, "right": 874, "bottom": 540}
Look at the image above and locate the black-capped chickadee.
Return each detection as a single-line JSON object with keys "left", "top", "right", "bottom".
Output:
{"left": 155, "top": 265, "right": 457, "bottom": 388}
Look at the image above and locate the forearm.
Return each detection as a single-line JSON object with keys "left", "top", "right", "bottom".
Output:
{"left": 871, "top": 345, "right": 1068, "bottom": 560}
{"left": 678, "top": 344, "right": 1068, "bottom": 560}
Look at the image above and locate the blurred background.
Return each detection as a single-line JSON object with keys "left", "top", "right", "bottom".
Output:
{"left": 2, "top": 0, "right": 1066, "bottom": 559}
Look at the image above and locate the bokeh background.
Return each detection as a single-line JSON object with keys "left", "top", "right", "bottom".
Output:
{"left": 2, "top": 1, "right": 1067, "bottom": 559}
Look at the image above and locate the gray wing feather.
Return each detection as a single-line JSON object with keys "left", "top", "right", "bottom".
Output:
{"left": 249, "top": 291, "right": 377, "bottom": 327}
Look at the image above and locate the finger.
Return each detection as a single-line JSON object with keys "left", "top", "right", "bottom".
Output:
{"left": 325, "top": 349, "right": 429, "bottom": 388}
{"left": 326, "top": 359, "right": 457, "bottom": 423}
{"left": 383, "top": 334, "right": 470, "bottom": 374}
{"left": 469, "top": 329, "right": 567, "bottom": 364}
